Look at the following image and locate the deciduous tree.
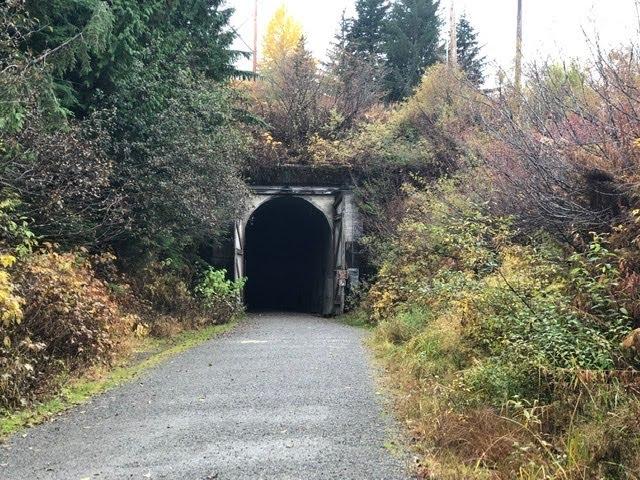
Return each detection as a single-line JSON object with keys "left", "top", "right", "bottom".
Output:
{"left": 255, "top": 38, "right": 327, "bottom": 155}
{"left": 262, "top": 4, "right": 303, "bottom": 66}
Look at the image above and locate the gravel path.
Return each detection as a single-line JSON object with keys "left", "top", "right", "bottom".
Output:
{"left": 1, "top": 313, "right": 410, "bottom": 480}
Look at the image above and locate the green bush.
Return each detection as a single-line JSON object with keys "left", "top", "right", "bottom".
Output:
{"left": 195, "top": 267, "right": 245, "bottom": 324}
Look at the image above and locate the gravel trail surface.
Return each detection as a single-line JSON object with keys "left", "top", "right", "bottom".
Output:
{"left": 1, "top": 312, "right": 409, "bottom": 480}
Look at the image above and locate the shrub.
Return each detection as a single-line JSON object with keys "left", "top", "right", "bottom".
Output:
{"left": 0, "top": 254, "right": 22, "bottom": 330}
{"left": 1, "top": 249, "right": 128, "bottom": 409}
{"left": 138, "top": 259, "right": 197, "bottom": 318}
{"left": 367, "top": 179, "right": 640, "bottom": 477}
{"left": 195, "top": 267, "right": 245, "bottom": 324}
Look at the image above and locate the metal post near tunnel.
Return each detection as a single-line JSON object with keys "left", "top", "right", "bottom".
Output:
{"left": 233, "top": 220, "right": 245, "bottom": 287}
{"left": 332, "top": 193, "right": 346, "bottom": 316}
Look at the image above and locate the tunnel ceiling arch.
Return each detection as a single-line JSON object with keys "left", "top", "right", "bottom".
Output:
{"left": 244, "top": 196, "right": 331, "bottom": 313}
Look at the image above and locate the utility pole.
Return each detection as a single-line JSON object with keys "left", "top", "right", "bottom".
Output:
{"left": 252, "top": 0, "right": 258, "bottom": 74}
{"left": 515, "top": 0, "right": 523, "bottom": 93}
{"left": 448, "top": 0, "right": 457, "bottom": 67}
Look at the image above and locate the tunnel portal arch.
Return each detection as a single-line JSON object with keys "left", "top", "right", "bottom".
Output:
{"left": 244, "top": 196, "right": 331, "bottom": 314}
{"left": 234, "top": 186, "right": 361, "bottom": 316}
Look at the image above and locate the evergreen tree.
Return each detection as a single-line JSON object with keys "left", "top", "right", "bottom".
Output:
{"left": 347, "top": 0, "right": 389, "bottom": 63}
{"left": 325, "top": 12, "right": 352, "bottom": 84}
{"left": 384, "top": 0, "right": 441, "bottom": 101}
{"left": 24, "top": 0, "right": 241, "bottom": 114}
{"left": 456, "top": 14, "right": 485, "bottom": 86}
{"left": 13, "top": 0, "right": 249, "bottom": 252}
{"left": 324, "top": 12, "right": 382, "bottom": 130}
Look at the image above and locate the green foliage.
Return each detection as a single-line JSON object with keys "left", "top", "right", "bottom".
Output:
{"left": 371, "top": 180, "right": 633, "bottom": 376}
{"left": 194, "top": 267, "right": 245, "bottom": 325}
{"left": 106, "top": 59, "right": 249, "bottom": 252}
{"left": 0, "top": 2, "right": 68, "bottom": 133}
{"left": 384, "top": 0, "right": 442, "bottom": 101}
{"left": 3, "top": 0, "right": 250, "bottom": 253}
{"left": 456, "top": 14, "right": 485, "bottom": 86}
{"left": 0, "top": 0, "right": 247, "bottom": 416}
{"left": 367, "top": 178, "right": 640, "bottom": 476}
{"left": 311, "top": 66, "right": 477, "bottom": 259}
{"left": 0, "top": 197, "right": 37, "bottom": 257}
{"left": 342, "top": 0, "right": 444, "bottom": 102}
{"left": 196, "top": 268, "right": 245, "bottom": 306}
{"left": 347, "top": 0, "right": 389, "bottom": 64}
{"left": 2, "top": 115, "right": 127, "bottom": 247}
{"left": 24, "top": 0, "right": 240, "bottom": 114}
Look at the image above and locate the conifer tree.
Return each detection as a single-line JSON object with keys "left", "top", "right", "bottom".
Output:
{"left": 384, "top": 0, "right": 441, "bottom": 101}
{"left": 347, "top": 0, "right": 389, "bottom": 63}
{"left": 24, "top": 0, "right": 240, "bottom": 113}
{"left": 324, "top": 12, "right": 382, "bottom": 130}
{"left": 456, "top": 14, "right": 485, "bottom": 86}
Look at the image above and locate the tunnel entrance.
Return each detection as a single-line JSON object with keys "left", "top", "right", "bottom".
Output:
{"left": 244, "top": 197, "right": 331, "bottom": 313}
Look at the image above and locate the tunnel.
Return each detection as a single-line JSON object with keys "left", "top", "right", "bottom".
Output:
{"left": 244, "top": 196, "right": 331, "bottom": 313}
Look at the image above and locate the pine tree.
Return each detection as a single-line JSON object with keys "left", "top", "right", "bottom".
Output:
{"left": 324, "top": 12, "right": 382, "bottom": 130}
{"left": 326, "top": 12, "right": 353, "bottom": 81}
{"left": 384, "top": 0, "right": 441, "bottom": 101}
{"left": 24, "top": 0, "right": 240, "bottom": 113}
{"left": 347, "top": 0, "right": 389, "bottom": 63}
{"left": 456, "top": 14, "right": 485, "bottom": 86}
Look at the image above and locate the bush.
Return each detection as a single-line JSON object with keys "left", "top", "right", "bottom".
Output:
{"left": 195, "top": 267, "right": 245, "bottom": 324}
{"left": 367, "top": 179, "right": 640, "bottom": 478}
{"left": 1, "top": 249, "right": 128, "bottom": 409}
{"left": 137, "top": 259, "right": 197, "bottom": 318}
{"left": 0, "top": 254, "right": 22, "bottom": 330}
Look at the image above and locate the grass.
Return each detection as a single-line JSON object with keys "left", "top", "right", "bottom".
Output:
{"left": 0, "top": 320, "right": 237, "bottom": 440}
{"left": 339, "top": 309, "right": 374, "bottom": 329}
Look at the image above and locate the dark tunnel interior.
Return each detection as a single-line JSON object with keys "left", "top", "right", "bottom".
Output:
{"left": 245, "top": 197, "right": 331, "bottom": 313}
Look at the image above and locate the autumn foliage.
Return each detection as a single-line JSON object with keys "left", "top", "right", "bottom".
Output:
{"left": 350, "top": 50, "right": 640, "bottom": 479}
{"left": 0, "top": 249, "right": 129, "bottom": 409}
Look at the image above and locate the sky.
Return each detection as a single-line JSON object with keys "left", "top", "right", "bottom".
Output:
{"left": 227, "top": 0, "right": 640, "bottom": 85}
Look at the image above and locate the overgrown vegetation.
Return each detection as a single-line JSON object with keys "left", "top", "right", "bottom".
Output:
{"left": 3, "top": 0, "right": 640, "bottom": 476}
{"left": 246, "top": 0, "right": 484, "bottom": 162}
{"left": 0, "top": 0, "right": 246, "bottom": 416}
{"left": 339, "top": 35, "right": 640, "bottom": 480}
{"left": 364, "top": 181, "right": 640, "bottom": 478}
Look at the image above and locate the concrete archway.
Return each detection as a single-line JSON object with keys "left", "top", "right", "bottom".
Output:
{"left": 244, "top": 196, "right": 332, "bottom": 313}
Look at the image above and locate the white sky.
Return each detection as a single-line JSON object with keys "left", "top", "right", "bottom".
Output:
{"left": 228, "top": 0, "right": 640, "bottom": 85}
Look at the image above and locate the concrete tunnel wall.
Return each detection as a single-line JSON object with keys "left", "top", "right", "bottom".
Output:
{"left": 235, "top": 188, "right": 362, "bottom": 315}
